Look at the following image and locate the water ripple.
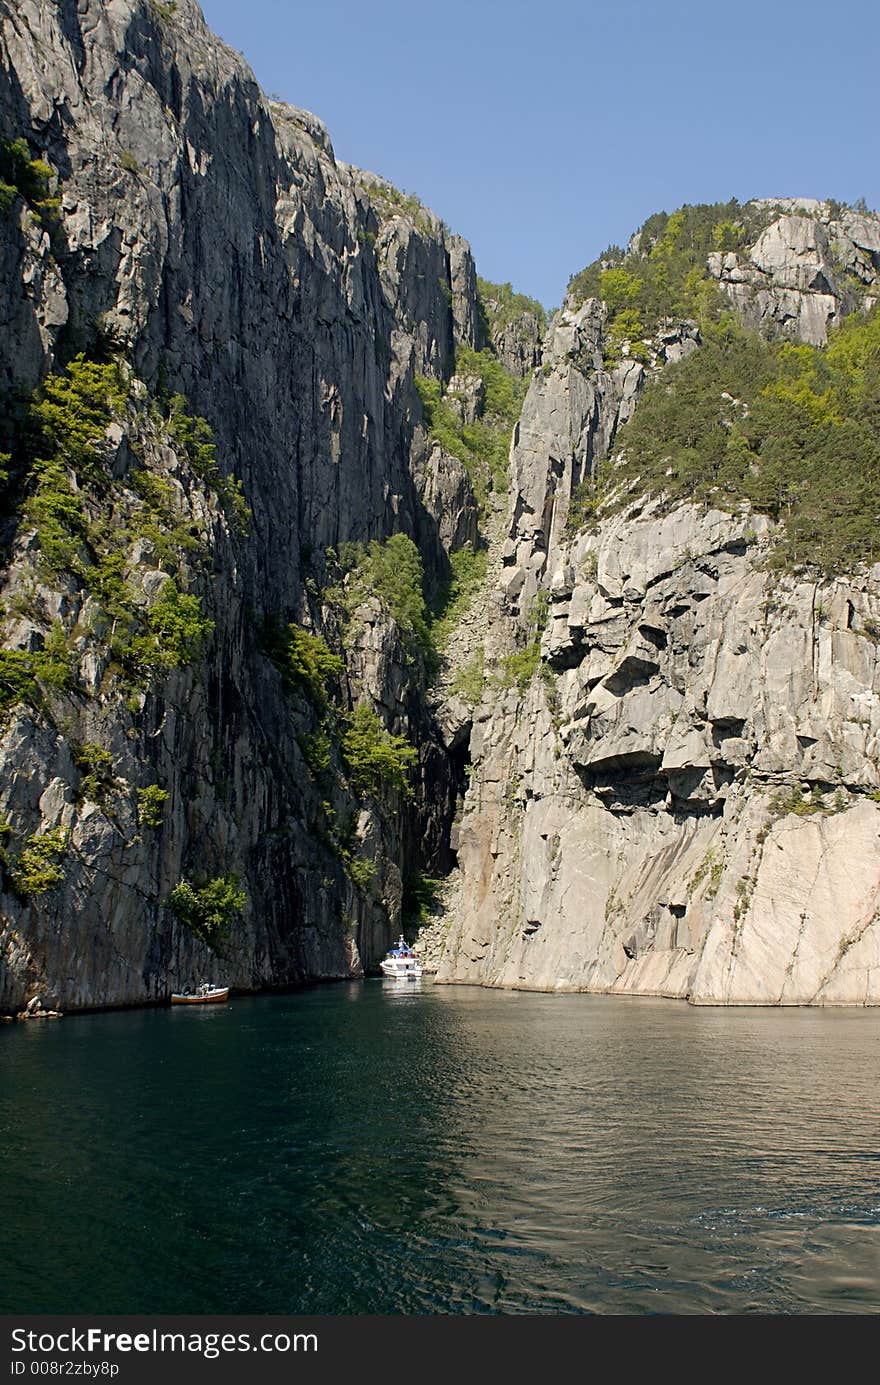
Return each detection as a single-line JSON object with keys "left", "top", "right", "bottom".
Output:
{"left": 1, "top": 983, "right": 878, "bottom": 1313}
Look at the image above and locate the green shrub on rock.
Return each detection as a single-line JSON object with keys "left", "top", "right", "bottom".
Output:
{"left": 30, "top": 356, "right": 128, "bottom": 480}
{"left": 476, "top": 277, "right": 547, "bottom": 335}
{"left": 341, "top": 704, "right": 417, "bottom": 799}
{"left": 266, "top": 621, "right": 343, "bottom": 709}
{"left": 168, "top": 874, "right": 247, "bottom": 947}
{"left": 429, "top": 545, "right": 487, "bottom": 654}
{"left": 137, "top": 784, "right": 169, "bottom": 829}
{"left": 133, "top": 580, "right": 214, "bottom": 671}
{"left": 498, "top": 641, "right": 541, "bottom": 690}
{"left": 415, "top": 344, "right": 524, "bottom": 506}
{"left": 11, "top": 827, "right": 69, "bottom": 897}
{"left": 402, "top": 870, "right": 442, "bottom": 926}
{"left": 72, "top": 743, "right": 115, "bottom": 803}
{"left": 332, "top": 533, "right": 432, "bottom": 662}
{"left": 0, "top": 137, "right": 57, "bottom": 224}
{"left": 166, "top": 394, "right": 251, "bottom": 532}
{"left": 567, "top": 201, "right": 754, "bottom": 326}
{"left": 0, "top": 624, "right": 75, "bottom": 719}
{"left": 0, "top": 357, "right": 238, "bottom": 717}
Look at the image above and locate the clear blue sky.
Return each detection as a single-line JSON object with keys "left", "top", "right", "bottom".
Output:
{"left": 201, "top": 0, "right": 879, "bottom": 309}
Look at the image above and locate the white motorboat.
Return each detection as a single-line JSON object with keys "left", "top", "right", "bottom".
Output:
{"left": 379, "top": 936, "right": 423, "bottom": 980}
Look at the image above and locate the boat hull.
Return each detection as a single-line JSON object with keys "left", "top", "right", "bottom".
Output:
{"left": 379, "top": 961, "right": 423, "bottom": 980}
{"left": 170, "top": 988, "right": 229, "bottom": 1005}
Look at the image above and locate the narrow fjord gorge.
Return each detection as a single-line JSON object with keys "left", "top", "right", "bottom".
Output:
{"left": 2, "top": 0, "right": 879, "bottom": 1014}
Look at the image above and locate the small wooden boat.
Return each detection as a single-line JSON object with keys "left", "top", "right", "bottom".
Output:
{"left": 170, "top": 984, "right": 229, "bottom": 1005}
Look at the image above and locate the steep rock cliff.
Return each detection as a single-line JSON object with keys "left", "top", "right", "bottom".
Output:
{"left": 0, "top": 0, "right": 480, "bottom": 1011}
{"left": 708, "top": 199, "right": 880, "bottom": 345}
{"left": 437, "top": 202, "right": 880, "bottom": 1005}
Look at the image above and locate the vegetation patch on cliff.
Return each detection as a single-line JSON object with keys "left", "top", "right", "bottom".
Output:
{"left": 268, "top": 550, "right": 422, "bottom": 807}
{"left": 8, "top": 826, "right": 69, "bottom": 898}
{"left": 0, "top": 624, "right": 74, "bottom": 717}
{"left": 328, "top": 531, "right": 488, "bottom": 687}
{"left": 497, "top": 591, "right": 550, "bottom": 689}
{"left": 604, "top": 307, "right": 880, "bottom": 572}
{"left": 264, "top": 620, "right": 344, "bottom": 710}
{"left": 341, "top": 704, "right": 417, "bottom": 800}
{"left": 137, "top": 784, "right": 169, "bottom": 830}
{"left": 328, "top": 533, "right": 432, "bottom": 666}
{"left": 567, "top": 202, "right": 769, "bottom": 340}
{"left": 359, "top": 179, "right": 434, "bottom": 236}
{"left": 428, "top": 545, "right": 487, "bottom": 653}
{"left": 477, "top": 277, "right": 546, "bottom": 339}
{"left": 0, "top": 357, "right": 237, "bottom": 715}
{"left": 166, "top": 393, "right": 250, "bottom": 533}
{"left": 402, "top": 869, "right": 443, "bottom": 928}
{"left": 415, "top": 345, "right": 526, "bottom": 508}
{"left": 449, "top": 648, "right": 485, "bottom": 705}
{"left": 72, "top": 743, "right": 115, "bottom": 805}
{"left": 168, "top": 874, "right": 247, "bottom": 948}
{"left": 0, "top": 136, "right": 58, "bottom": 225}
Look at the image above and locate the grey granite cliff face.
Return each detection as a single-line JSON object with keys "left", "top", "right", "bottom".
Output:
{"left": 437, "top": 205, "right": 880, "bottom": 1005}
{"left": 477, "top": 288, "right": 544, "bottom": 379}
{"left": 0, "top": 0, "right": 478, "bottom": 1011}
{"left": 708, "top": 199, "right": 880, "bottom": 345}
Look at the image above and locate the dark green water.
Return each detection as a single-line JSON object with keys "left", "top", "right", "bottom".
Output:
{"left": 1, "top": 982, "right": 879, "bottom": 1314}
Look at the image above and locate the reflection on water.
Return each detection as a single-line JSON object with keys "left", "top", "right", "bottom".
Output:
{"left": 1, "top": 983, "right": 878, "bottom": 1313}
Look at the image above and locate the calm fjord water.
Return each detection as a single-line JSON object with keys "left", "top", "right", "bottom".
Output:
{"left": 1, "top": 983, "right": 878, "bottom": 1314}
